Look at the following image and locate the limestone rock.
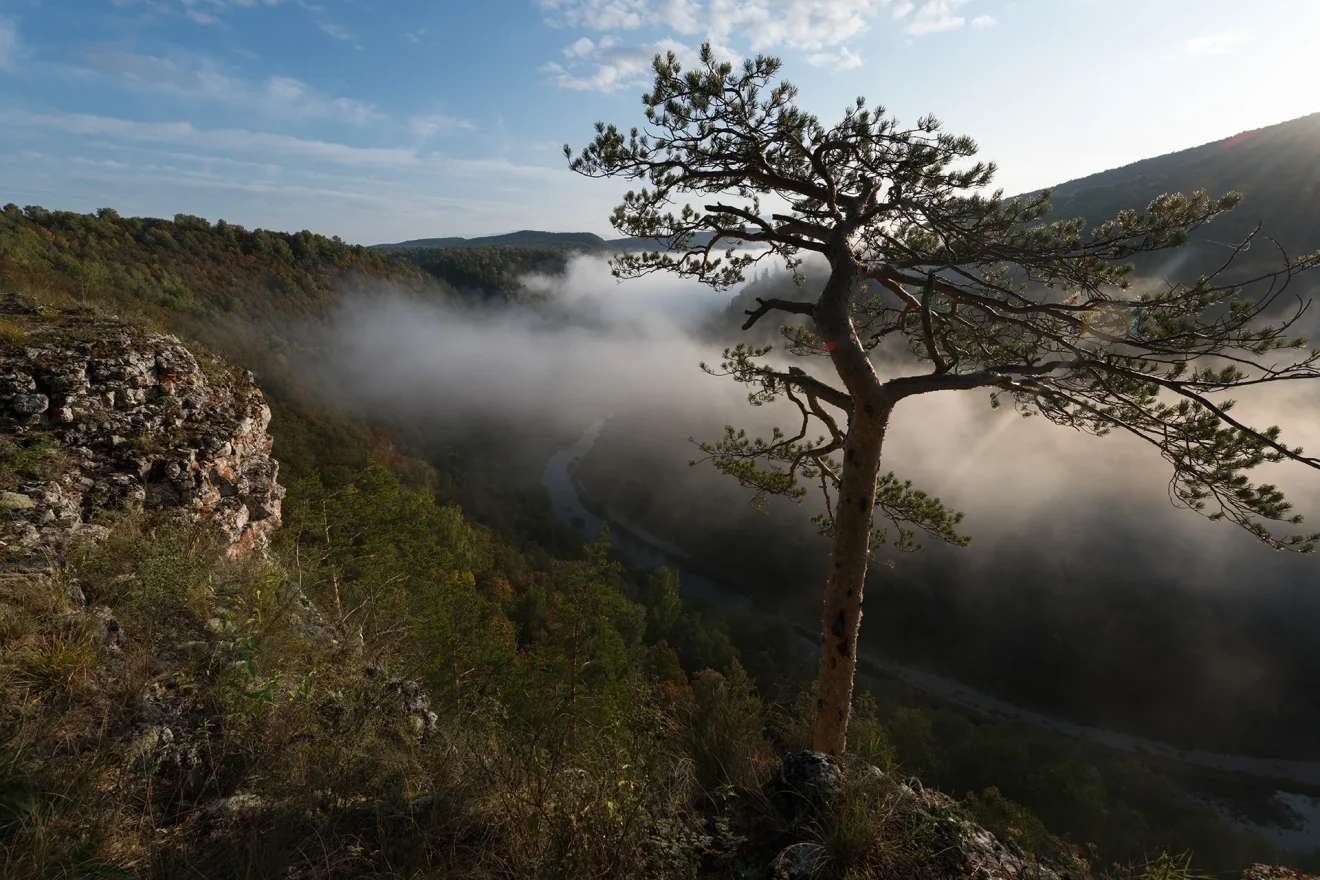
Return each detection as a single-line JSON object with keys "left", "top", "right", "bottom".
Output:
{"left": 770, "top": 752, "right": 1072, "bottom": 880}
{"left": 770, "top": 842, "right": 824, "bottom": 879}
{"left": 387, "top": 677, "right": 440, "bottom": 736}
{"left": 0, "top": 295, "right": 285, "bottom": 564}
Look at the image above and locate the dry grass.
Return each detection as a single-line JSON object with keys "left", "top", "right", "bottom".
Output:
{"left": 0, "top": 319, "right": 26, "bottom": 347}
{"left": 808, "top": 770, "right": 920, "bottom": 879}
{"left": 14, "top": 636, "right": 98, "bottom": 696}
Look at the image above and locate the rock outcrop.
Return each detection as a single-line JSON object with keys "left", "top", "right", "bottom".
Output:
{"left": 0, "top": 295, "right": 284, "bottom": 565}
{"left": 767, "top": 751, "right": 1079, "bottom": 880}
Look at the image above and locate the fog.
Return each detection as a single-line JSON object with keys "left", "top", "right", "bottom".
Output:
{"left": 308, "top": 248, "right": 1320, "bottom": 601}
{"left": 300, "top": 251, "right": 1320, "bottom": 756}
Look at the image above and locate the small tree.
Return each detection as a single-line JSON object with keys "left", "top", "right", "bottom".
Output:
{"left": 566, "top": 44, "right": 1320, "bottom": 756}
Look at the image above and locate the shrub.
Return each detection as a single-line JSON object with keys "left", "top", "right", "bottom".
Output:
{"left": 678, "top": 660, "right": 773, "bottom": 793}
{"left": 964, "top": 786, "right": 1056, "bottom": 855}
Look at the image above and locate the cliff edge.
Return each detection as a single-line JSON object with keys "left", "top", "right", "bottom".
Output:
{"left": 0, "top": 294, "right": 284, "bottom": 567}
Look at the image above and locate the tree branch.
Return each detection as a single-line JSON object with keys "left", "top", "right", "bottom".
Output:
{"left": 742, "top": 296, "right": 817, "bottom": 330}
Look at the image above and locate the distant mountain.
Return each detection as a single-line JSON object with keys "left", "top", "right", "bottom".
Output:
{"left": 375, "top": 228, "right": 738, "bottom": 253}
{"left": 373, "top": 230, "right": 610, "bottom": 250}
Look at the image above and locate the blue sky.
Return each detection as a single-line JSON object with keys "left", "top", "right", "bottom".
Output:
{"left": 0, "top": 0, "right": 1316, "bottom": 245}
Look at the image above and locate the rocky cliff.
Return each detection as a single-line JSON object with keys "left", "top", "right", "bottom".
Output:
{"left": 0, "top": 294, "right": 284, "bottom": 567}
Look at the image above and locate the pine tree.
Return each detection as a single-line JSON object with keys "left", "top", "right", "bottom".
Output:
{"left": 568, "top": 44, "right": 1320, "bottom": 755}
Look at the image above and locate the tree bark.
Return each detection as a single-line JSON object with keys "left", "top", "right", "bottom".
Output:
{"left": 809, "top": 258, "right": 891, "bottom": 756}
{"left": 809, "top": 403, "right": 888, "bottom": 755}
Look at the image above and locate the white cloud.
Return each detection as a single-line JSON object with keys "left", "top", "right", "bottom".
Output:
{"left": 543, "top": 37, "right": 702, "bottom": 92}
{"left": 409, "top": 113, "right": 477, "bottom": 140}
{"left": 539, "top": 0, "right": 982, "bottom": 66}
{"left": 706, "top": 0, "right": 893, "bottom": 51}
{"left": 657, "top": 0, "right": 702, "bottom": 31}
{"left": 76, "top": 49, "right": 383, "bottom": 124}
{"left": 1181, "top": 31, "right": 1249, "bottom": 56}
{"left": 0, "top": 17, "right": 18, "bottom": 71}
{"left": 406, "top": 29, "right": 426, "bottom": 44}
{"left": 1, "top": 109, "right": 422, "bottom": 168}
{"left": 971, "top": 13, "right": 995, "bottom": 28}
{"left": 564, "top": 36, "right": 598, "bottom": 57}
{"left": 904, "top": 0, "right": 971, "bottom": 35}
{"left": 2, "top": 111, "right": 552, "bottom": 187}
{"left": 541, "top": 59, "right": 634, "bottom": 92}
{"left": 806, "top": 46, "right": 863, "bottom": 70}
{"left": 318, "top": 21, "right": 356, "bottom": 41}
{"left": 540, "top": 0, "right": 651, "bottom": 31}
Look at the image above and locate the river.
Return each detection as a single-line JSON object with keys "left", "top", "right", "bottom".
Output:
{"left": 541, "top": 418, "right": 1320, "bottom": 850}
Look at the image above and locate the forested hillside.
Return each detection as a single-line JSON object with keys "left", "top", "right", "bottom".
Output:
{"left": 379, "top": 243, "right": 584, "bottom": 301}
{"left": 0, "top": 204, "right": 472, "bottom": 487}
{"left": 1040, "top": 112, "right": 1320, "bottom": 283}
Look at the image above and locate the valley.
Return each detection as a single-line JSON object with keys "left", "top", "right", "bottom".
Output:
{"left": 4, "top": 82, "right": 1320, "bottom": 880}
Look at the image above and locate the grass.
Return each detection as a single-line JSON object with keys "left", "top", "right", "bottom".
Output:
{"left": 1147, "top": 852, "right": 1217, "bottom": 880}
{"left": 0, "top": 319, "right": 27, "bottom": 347}
{"left": 14, "top": 636, "right": 98, "bottom": 696}
{"left": 0, "top": 435, "right": 71, "bottom": 489}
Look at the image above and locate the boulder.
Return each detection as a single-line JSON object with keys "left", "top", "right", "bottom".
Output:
{"left": 770, "top": 842, "right": 824, "bottom": 879}
{"left": 767, "top": 751, "right": 844, "bottom": 828}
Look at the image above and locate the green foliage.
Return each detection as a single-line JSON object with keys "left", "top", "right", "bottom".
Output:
{"left": 0, "top": 204, "right": 450, "bottom": 331}
{"left": 963, "top": 786, "right": 1056, "bottom": 854}
{"left": 71, "top": 516, "right": 221, "bottom": 648}
{"left": 814, "top": 774, "right": 900, "bottom": 877}
{"left": 678, "top": 660, "right": 773, "bottom": 792}
{"left": 1135, "top": 851, "right": 1216, "bottom": 880}
{"left": 887, "top": 707, "right": 942, "bottom": 779}
{"left": 844, "top": 692, "right": 897, "bottom": 772}
{"left": 383, "top": 243, "right": 590, "bottom": 301}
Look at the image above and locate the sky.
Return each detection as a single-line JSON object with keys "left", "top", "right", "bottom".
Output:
{"left": 0, "top": 0, "right": 1317, "bottom": 245}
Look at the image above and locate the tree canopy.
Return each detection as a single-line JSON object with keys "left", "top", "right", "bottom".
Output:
{"left": 568, "top": 43, "right": 1320, "bottom": 554}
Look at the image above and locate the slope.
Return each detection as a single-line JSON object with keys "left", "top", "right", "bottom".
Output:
{"left": 1039, "top": 112, "right": 1320, "bottom": 282}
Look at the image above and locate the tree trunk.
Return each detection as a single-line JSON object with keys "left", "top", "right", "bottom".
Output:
{"left": 810, "top": 259, "right": 890, "bottom": 757}
{"left": 810, "top": 403, "right": 888, "bottom": 755}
